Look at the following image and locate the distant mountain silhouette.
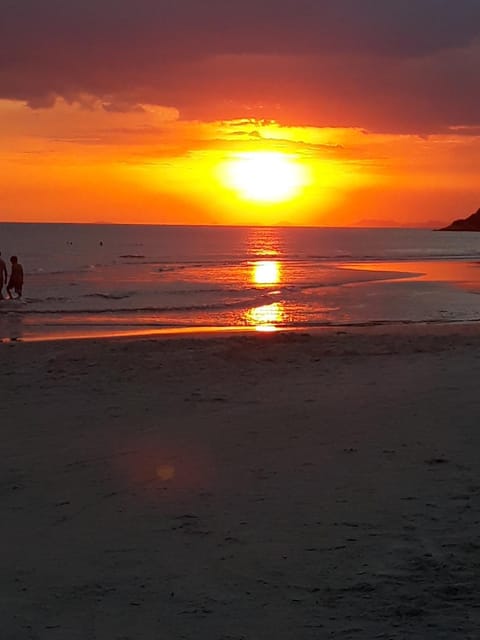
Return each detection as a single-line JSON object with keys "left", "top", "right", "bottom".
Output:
{"left": 353, "top": 218, "right": 443, "bottom": 229}
{"left": 439, "top": 207, "right": 480, "bottom": 231}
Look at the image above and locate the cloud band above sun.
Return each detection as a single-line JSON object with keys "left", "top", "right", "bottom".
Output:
{"left": 1, "top": 0, "right": 479, "bottom": 134}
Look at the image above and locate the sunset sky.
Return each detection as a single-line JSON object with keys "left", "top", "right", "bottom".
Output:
{"left": 1, "top": 0, "right": 479, "bottom": 226}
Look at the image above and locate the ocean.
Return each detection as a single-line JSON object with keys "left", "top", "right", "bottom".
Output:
{"left": 1, "top": 223, "right": 480, "bottom": 341}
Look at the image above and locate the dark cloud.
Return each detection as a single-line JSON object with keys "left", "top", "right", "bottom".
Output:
{"left": 1, "top": 0, "right": 479, "bottom": 132}
{"left": 102, "top": 101, "right": 146, "bottom": 114}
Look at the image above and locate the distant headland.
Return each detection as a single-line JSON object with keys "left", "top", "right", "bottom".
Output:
{"left": 438, "top": 207, "right": 480, "bottom": 231}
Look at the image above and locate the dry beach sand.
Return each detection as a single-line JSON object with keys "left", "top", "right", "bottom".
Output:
{"left": 2, "top": 326, "right": 480, "bottom": 639}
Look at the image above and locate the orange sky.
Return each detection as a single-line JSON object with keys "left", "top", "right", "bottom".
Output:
{"left": 1, "top": 1, "right": 479, "bottom": 227}
{"left": 1, "top": 98, "right": 478, "bottom": 227}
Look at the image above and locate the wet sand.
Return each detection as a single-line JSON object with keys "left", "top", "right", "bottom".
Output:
{"left": 2, "top": 326, "right": 480, "bottom": 638}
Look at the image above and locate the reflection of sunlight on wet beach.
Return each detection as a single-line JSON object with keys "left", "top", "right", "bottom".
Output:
{"left": 0, "top": 310, "right": 24, "bottom": 342}
{"left": 246, "top": 302, "right": 284, "bottom": 331}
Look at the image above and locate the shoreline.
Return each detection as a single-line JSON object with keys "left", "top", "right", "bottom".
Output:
{"left": 1, "top": 316, "right": 480, "bottom": 345}
{"left": 3, "top": 254, "right": 480, "bottom": 345}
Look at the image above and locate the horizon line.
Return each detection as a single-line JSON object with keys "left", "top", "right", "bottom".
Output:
{"left": 0, "top": 220, "right": 440, "bottom": 230}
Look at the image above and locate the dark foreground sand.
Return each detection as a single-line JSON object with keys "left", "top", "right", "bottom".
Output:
{"left": 2, "top": 326, "right": 480, "bottom": 639}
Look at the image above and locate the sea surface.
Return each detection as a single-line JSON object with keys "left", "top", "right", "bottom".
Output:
{"left": 1, "top": 223, "right": 480, "bottom": 341}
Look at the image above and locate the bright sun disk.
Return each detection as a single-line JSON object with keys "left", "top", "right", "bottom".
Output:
{"left": 219, "top": 152, "right": 307, "bottom": 203}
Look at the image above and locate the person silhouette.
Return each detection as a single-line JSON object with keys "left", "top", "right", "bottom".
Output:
{"left": 0, "top": 251, "right": 7, "bottom": 299}
{"left": 7, "top": 256, "right": 24, "bottom": 300}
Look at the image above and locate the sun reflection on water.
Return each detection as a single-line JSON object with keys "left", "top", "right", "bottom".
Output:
{"left": 253, "top": 260, "right": 281, "bottom": 286}
{"left": 247, "top": 226, "right": 283, "bottom": 258}
{"left": 248, "top": 259, "right": 284, "bottom": 330}
{"left": 247, "top": 228, "right": 285, "bottom": 330}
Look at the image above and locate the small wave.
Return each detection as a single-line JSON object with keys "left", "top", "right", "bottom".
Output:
{"left": 83, "top": 293, "right": 134, "bottom": 300}
{"left": 28, "top": 296, "right": 70, "bottom": 303}
{"left": 157, "top": 265, "right": 186, "bottom": 272}
{"left": 162, "top": 287, "right": 231, "bottom": 295}
{"left": 289, "top": 317, "right": 480, "bottom": 329}
{"left": 119, "top": 254, "right": 146, "bottom": 259}
{"left": 30, "top": 267, "right": 91, "bottom": 276}
{"left": 11, "top": 295, "right": 273, "bottom": 316}
{"left": 307, "top": 253, "right": 355, "bottom": 262}
{"left": 307, "top": 252, "right": 480, "bottom": 263}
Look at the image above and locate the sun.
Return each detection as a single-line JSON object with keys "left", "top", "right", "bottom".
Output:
{"left": 219, "top": 152, "right": 308, "bottom": 203}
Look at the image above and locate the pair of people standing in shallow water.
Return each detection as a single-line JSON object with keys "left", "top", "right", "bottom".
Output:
{"left": 0, "top": 252, "right": 24, "bottom": 300}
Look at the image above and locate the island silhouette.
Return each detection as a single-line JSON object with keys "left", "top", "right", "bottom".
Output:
{"left": 439, "top": 207, "right": 480, "bottom": 231}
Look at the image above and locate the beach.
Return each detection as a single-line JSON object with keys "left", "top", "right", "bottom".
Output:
{"left": 3, "top": 326, "right": 480, "bottom": 638}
